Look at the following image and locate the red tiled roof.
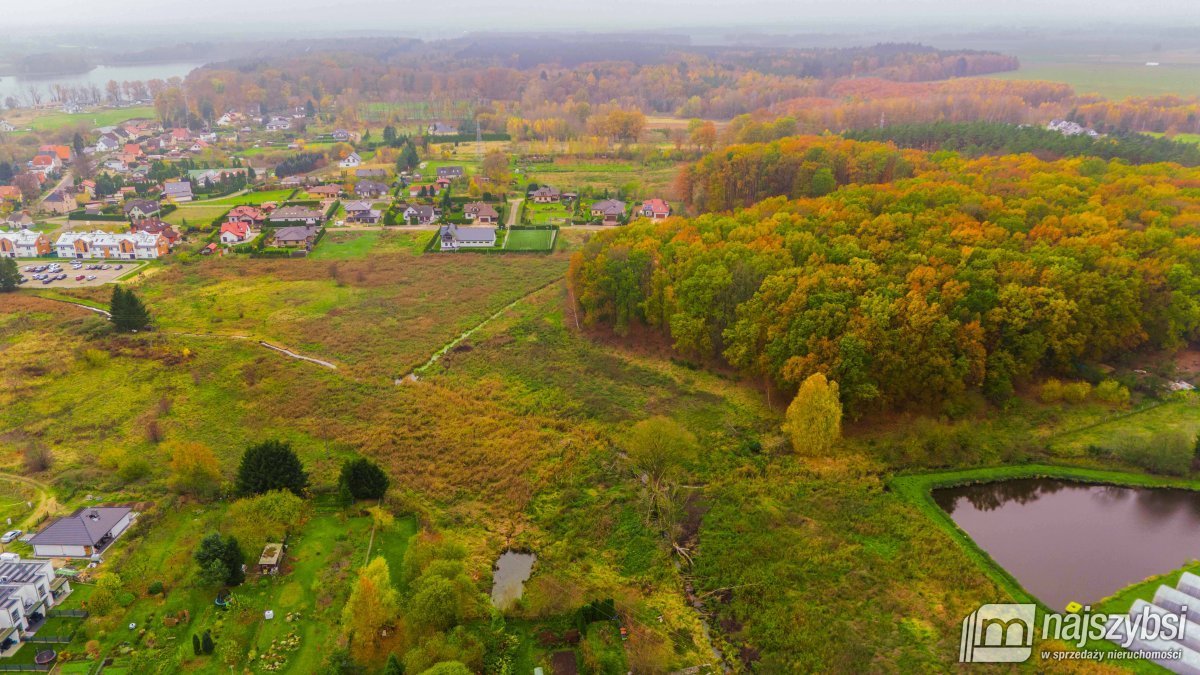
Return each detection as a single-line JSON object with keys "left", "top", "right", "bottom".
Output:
{"left": 220, "top": 221, "right": 250, "bottom": 238}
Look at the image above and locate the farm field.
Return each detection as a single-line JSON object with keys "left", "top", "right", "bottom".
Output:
{"left": 987, "top": 58, "right": 1200, "bottom": 99}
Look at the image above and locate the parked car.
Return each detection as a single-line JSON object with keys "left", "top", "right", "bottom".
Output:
{"left": 75, "top": 275, "right": 85, "bottom": 281}
{"left": 86, "top": 275, "right": 97, "bottom": 281}
{"left": 0, "top": 530, "right": 22, "bottom": 544}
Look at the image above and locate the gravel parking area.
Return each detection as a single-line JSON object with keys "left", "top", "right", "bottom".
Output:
{"left": 16, "top": 260, "right": 146, "bottom": 288}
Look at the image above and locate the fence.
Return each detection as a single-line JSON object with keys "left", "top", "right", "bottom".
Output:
{"left": 0, "top": 664, "right": 50, "bottom": 672}
{"left": 46, "top": 610, "right": 87, "bottom": 618}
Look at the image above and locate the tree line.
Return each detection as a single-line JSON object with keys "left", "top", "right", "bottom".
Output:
{"left": 571, "top": 138, "right": 1200, "bottom": 415}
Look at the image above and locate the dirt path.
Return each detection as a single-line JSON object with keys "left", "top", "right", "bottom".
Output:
{"left": 398, "top": 276, "right": 561, "bottom": 383}
{"left": 0, "top": 473, "right": 55, "bottom": 532}
{"left": 162, "top": 332, "right": 338, "bottom": 370}
{"left": 506, "top": 198, "right": 524, "bottom": 227}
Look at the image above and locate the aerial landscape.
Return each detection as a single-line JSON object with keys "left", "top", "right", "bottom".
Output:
{"left": 3, "top": 1, "right": 1200, "bottom": 673}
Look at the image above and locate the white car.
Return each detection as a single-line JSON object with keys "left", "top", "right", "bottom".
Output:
{"left": 0, "top": 530, "right": 22, "bottom": 544}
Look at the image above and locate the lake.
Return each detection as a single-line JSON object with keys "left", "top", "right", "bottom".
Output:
{"left": 933, "top": 478, "right": 1200, "bottom": 611}
{"left": 0, "top": 62, "right": 203, "bottom": 102}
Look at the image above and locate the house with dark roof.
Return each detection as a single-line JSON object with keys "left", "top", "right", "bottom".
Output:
{"left": 590, "top": 199, "right": 626, "bottom": 224}
{"left": 270, "top": 206, "right": 324, "bottom": 225}
{"left": 436, "top": 166, "right": 464, "bottom": 179}
{"left": 356, "top": 169, "right": 388, "bottom": 180}
{"left": 403, "top": 205, "right": 442, "bottom": 225}
{"left": 162, "top": 180, "right": 193, "bottom": 203}
{"left": 306, "top": 185, "right": 340, "bottom": 198}
{"left": 29, "top": 507, "right": 135, "bottom": 558}
{"left": 530, "top": 186, "right": 561, "bottom": 203}
{"left": 355, "top": 181, "right": 389, "bottom": 199}
{"left": 123, "top": 199, "right": 161, "bottom": 223}
{"left": 439, "top": 223, "right": 495, "bottom": 250}
{"left": 0, "top": 556, "right": 71, "bottom": 653}
{"left": 272, "top": 226, "right": 321, "bottom": 248}
{"left": 343, "top": 201, "right": 382, "bottom": 224}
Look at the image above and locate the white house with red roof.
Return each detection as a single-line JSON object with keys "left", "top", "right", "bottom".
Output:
{"left": 219, "top": 220, "right": 255, "bottom": 244}
{"left": 639, "top": 199, "right": 672, "bottom": 220}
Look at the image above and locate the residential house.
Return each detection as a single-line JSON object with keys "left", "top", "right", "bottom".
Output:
{"left": 269, "top": 206, "right": 324, "bottom": 226}
{"left": 434, "top": 177, "right": 452, "bottom": 191}
{"left": 95, "top": 133, "right": 120, "bottom": 153}
{"left": 265, "top": 117, "right": 292, "bottom": 131}
{"left": 201, "top": 242, "right": 219, "bottom": 255}
{"left": 219, "top": 220, "right": 255, "bottom": 244}
{"left": 123, "top": 199, "right": 161, "bottom": 223}
{"left": 216, "top": 112, "right": 239, "bottom": 127}
{"left": 343, "top": 200, "right": 382, "bottom": 224}
{"left": 168, "top": 128, "right": 191, "bottom": 145}
{"left": 0, "top": 230, "right": 51, "bottom": 257}
{"left": 0, "top": 556, "right": 72, "bottom": 652}
{"left": 29, "top": 155, "right": 60, "bottom": 176}
{"left": 28, "top": 506, "right": 136, "bottom": 557}
{"left": 463, "top": 202, "right": 499, "bottom": 224}
{"left": 41, "top": 190, "right": 75, "bottom": 215}
{"left": 530, "top": 186, "right": 561, "bottom": 203}
{"left": 102, "top": 158, "right": 128, "bottom": 173}
{"left": 79, "top": 180, "right": 96, "bottom": 199}
{"left": 188, "top": 140, "right": 209, "bottom": 153}
{"left": 590, "top": 199, "right": 626, "bottom": 225}
{"left": 436, "top": 166, "right": 465, "bottom": 179}
{"left": 225, "top": 205, "right": 265, "bottom": 226}
{"left": 408, "top": 184, "right": 434, "bottom": 199}
{"left": 0, "top": 121, "right": 14, "bottom": 132}
{"left": 280, "top": 175, "right": 306, "bottom": 188}
{"left": 54, "top": 230, "right": 169, "bottom": 260}
{"left": 162, "top": 180, "right": 193, "bottom": 203}
{"left": 338, "top": 152, "right": 362, "bottom": 169}
{"left": 271, "top": 225, "right": 320, "bottom": 248}
{"left": 3, "top": 212, "right": 33, "bottom": 229}
{"left": 306, "top": 185, "right": 340, "bottom": 199}
{"left": 121, "top": 144, "right": 143, "bottom": 162}
{"left": 355, "top": 180, "right": 388, "bottom": 199}
{"left": 639, "top": 198, "right": 672, "bottom": 220}
{"left": 356, "top": 169, "right": 387, "bottom": 180}
{"left": 404, "top": 205, "right": 442, "bottom": 225}
{"left": 331, "top": 129, "right": 352, "bottom": 142}
{"left": 130, "top": 218, "right": 180, "bottom": 246}
{"left": 38, "top": 145, "right": 72, "bottom": 162}
{"left": 438, "top": 223, "right": 495, "bottom": 250}
{"left": 427, "top": 122, "right": 459, "bottom": 136}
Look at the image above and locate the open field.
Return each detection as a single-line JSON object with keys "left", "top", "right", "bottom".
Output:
{"left": 524, "top": 201, "right": 574, "bottom": 225}
{"left": 198, "top": 190, "right": 296, "bottom": 207}
{"left": 308, "top": 229, "right": 430, "bottom": 260}
{"left": 162, "top": 205, "right": 230, "bottom": 227}
{"left": 987, "top": 58, "right": 1200, "bottom": 99}
{"left": 5, "top": 105, "right": 156, "bottom": 132}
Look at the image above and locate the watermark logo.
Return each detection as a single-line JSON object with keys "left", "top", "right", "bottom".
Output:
{"left": 958, "top": 602, "right": 1188, "bottom": 664}
{"left": 960, "top": 603, "right": 1036, "bottom": 663}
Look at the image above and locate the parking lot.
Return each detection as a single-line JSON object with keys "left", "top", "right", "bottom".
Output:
{"left": 17, "top": 260, "right": 146, "bottom": 288}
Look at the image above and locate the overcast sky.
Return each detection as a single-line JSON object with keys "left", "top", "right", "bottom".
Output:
{"left": 8, "top": 0, "right": 1200, "bottom": 33}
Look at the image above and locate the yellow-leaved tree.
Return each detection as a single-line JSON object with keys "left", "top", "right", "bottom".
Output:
{"left": 783, "top": 374, "right": 842, "bottom": 456}
{"left": 342, "top": 557, "right": 399, "bottom": 652}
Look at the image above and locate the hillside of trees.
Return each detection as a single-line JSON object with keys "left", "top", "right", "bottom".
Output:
{"left": 845, "top": 121, "right": 1200, "bottom": 166}
{"left": 571, "top": 138, "right": 1200, "bottom": 415}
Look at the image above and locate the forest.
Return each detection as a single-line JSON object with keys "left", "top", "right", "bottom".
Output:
{"left": 571, "top": 136, "right": 1200, "bottom": 415}
{"left": 846, "top": 121, "right": 1200, "bottom": 166}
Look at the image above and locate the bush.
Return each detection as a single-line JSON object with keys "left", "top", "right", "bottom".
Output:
{"left": 1094, "top": 379, "right": 1131, "bottom": 406}
{"left": 116, "top": 591, "right": 136, "bottom": 607}
{"left": 235, "top": 440, "right": 308, "bottom": 496}
{"left": 1107, "top": 430, "right": 1194, "bottom": 476}
{"left": 148, "top": 581, "right": 164, "bottom": 595}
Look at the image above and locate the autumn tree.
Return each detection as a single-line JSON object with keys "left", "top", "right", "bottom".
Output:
{"left": 342, "top": 557, "right": 399, "bottom": 650}
{"left": 481, "top": 150, "right": 510, "bottom": 185}
{"left": 624, "top": 416, "right": 698, "bottom": 553}
{"left": 783, "top": 374, "right": 842, "bottom": 456}
{"left": 226, "top": 490, "right": 307, "bottom": 553}
{"left": 167, "top": 441, "right": 222, "bottom": 498}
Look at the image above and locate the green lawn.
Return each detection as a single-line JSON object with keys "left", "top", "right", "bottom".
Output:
{"left": 162, "top": 205, "right": 230, "bottom": 228}
{"left": 200, "top": 190, "right": 296, "bottom": 207}
{"left": 524, "top": 202, "right": 574, "bottom": 226}
{"left": 308, "top": 230, "right": 429, "bottom": 260}
{"left": 504, "top": 228, "right": 556, "bottom": 252}
{"left": 1047, "top": 394, "right": 1200, "bottom": 457}
{"left": 18, "top": 106, "right": 156, "bottom": 132}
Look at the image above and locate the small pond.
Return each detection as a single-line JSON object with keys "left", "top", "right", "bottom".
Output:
{"left": 490, "top": 551, "right": 536, "bottom": 610}
{"left": 933, "top": 478, "right": 1200, "bottom": 610}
